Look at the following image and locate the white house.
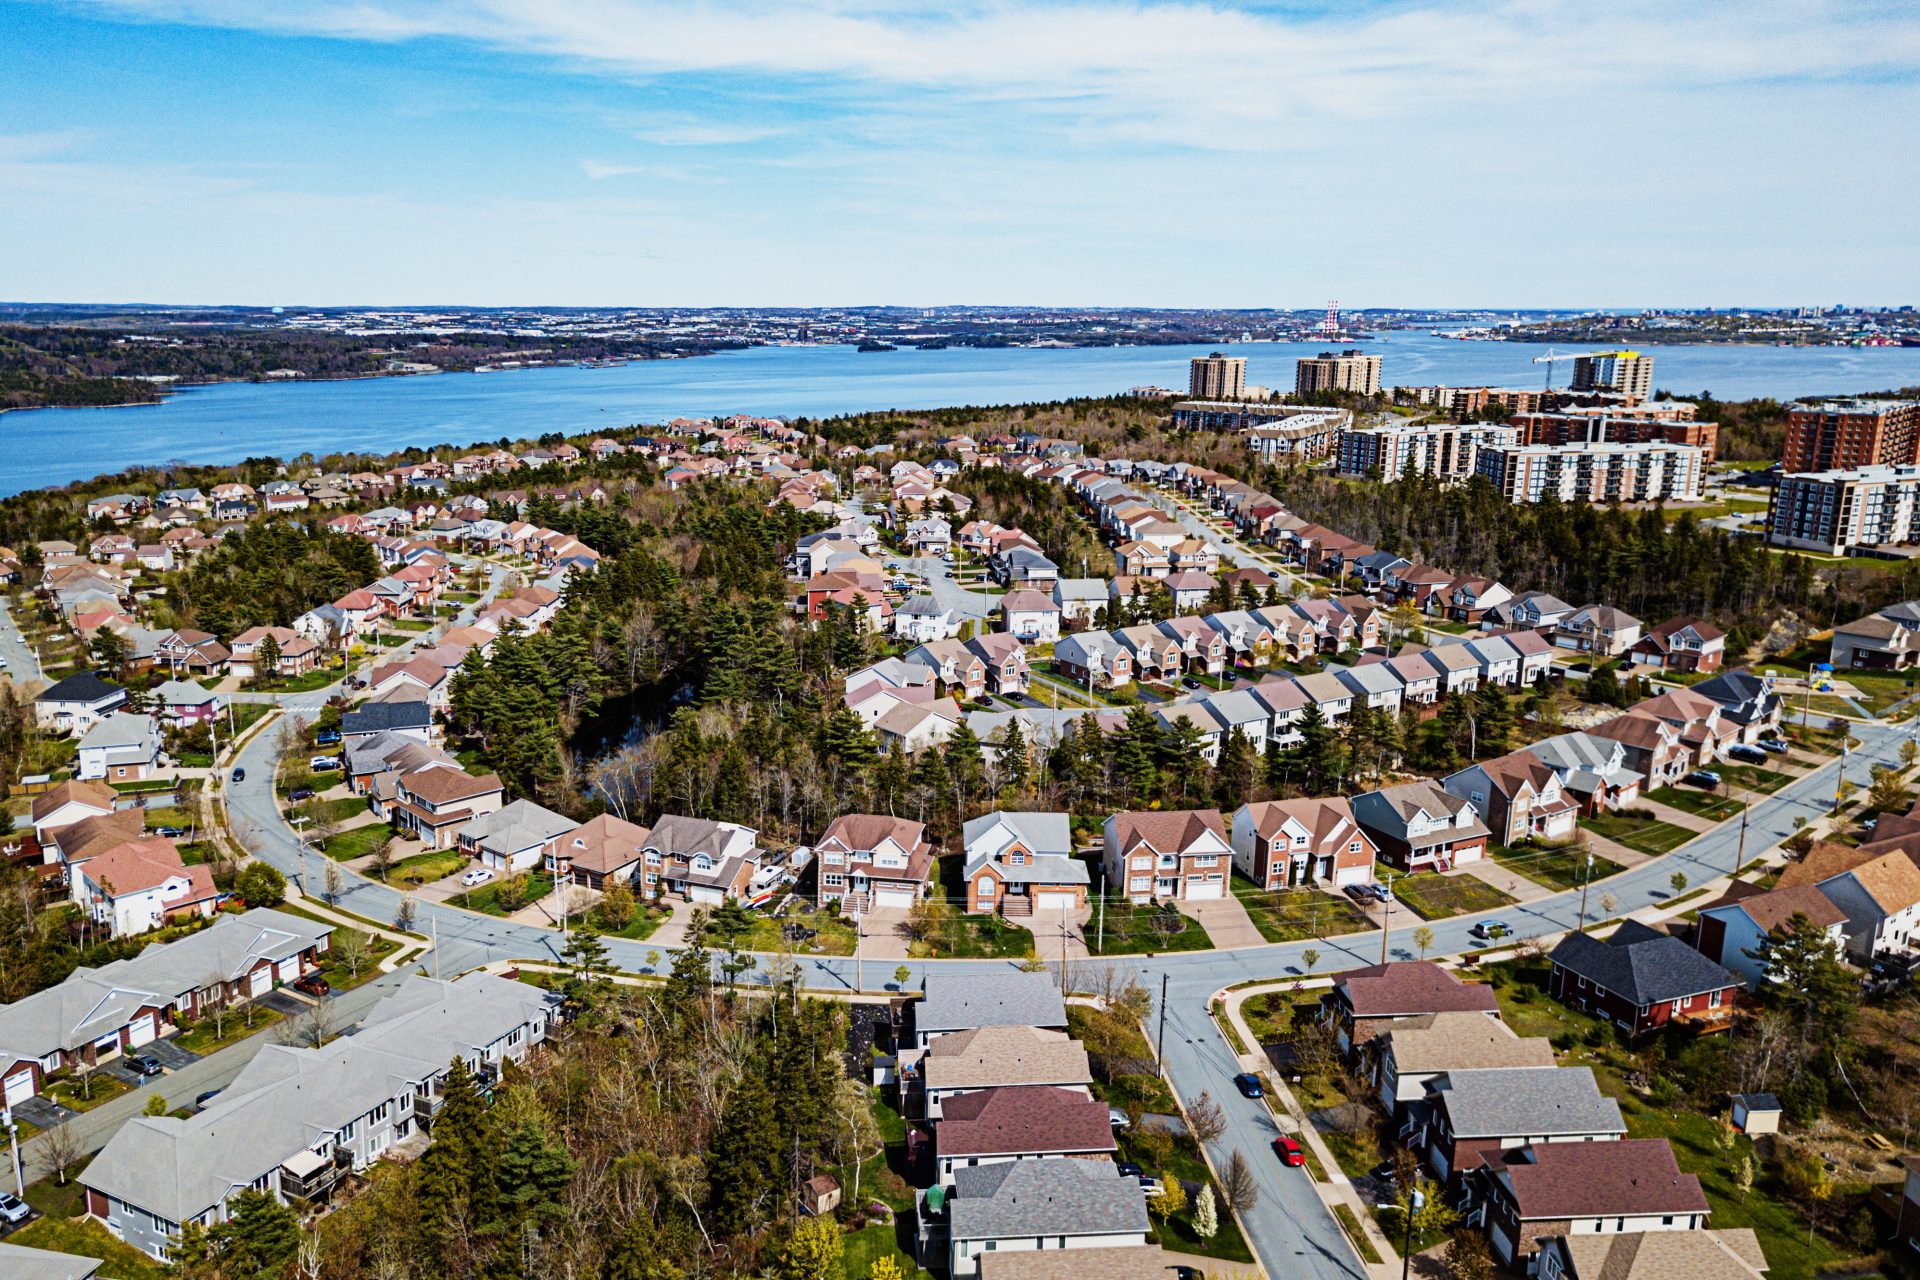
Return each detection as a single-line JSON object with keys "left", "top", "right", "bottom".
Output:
{"left": 75, "top": 712, "right": 162, "bottom": 782}
{"left": 998, "top": 590, "right": 1061, "bottom": 643}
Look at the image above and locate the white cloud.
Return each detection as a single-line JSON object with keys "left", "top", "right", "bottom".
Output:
{"left": 579, "top": 158, "right": 648, "bottom": 179}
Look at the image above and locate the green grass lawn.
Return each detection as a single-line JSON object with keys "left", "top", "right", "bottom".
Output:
{"left": 1231, "top": 877, "right": 1373, "bottom": 943}
{"left": 1389, "top": 871, "right": 1516, "bottom": 920}
{"left": 1085, "top": 896, "right": 1215, "bottom": 955}
{"left": 1120, "top": 1128, "right": 1256, "bottom": 1265}
{"left": 913, "top": 911, "right": 1035, "bottom": 959}
{"left": 588, "top": 905, "right": 668, "bottom": 940}
{"left": 174, "top": 1003, "right": 286, "bottom": 1054}
{"left": 1715, "top": 763, "right": 1796, "bottom": 795}
{"left": 451, "top": 871, "right": 555, "bottom": 916}
{"left": 389, "top": 617, "right": 434, "bottom": 632}
{"left": 840, "top": 1221, "right": 926, "bottom": 1279}
{"left": 1581, "top": 811, "right": 1698, "bottom": 855}
{"left": 316, "top": 922, "right": 400, "bottom": 990}
{"left": 701, "top": 905, "right": 860, "bottom": 956}
{"left": 1490, "top": 844, "right": 1627, "bottom": 892}
{"left": 141, "top": 804, "right": 196, "bottom": 830}
{"left": 5, "top": 1217, "right": 169, "bottom": 1280}
{"left": 248, "top": 666, "right": 341, "bottom": 693}
{"left": 45, "top": 1072, "right": 133, "bottom": 1112}
{"left": 321, "top": 823, "right": 393, "bottom": 862}
{"left": 1067, "top": 1004, "right": 1177, "bottom": 1114}
{"left": 229, "top": 700, "right": 274, "bottom": 739}
{"left": 1646, "top": 785, "right": 1746, "bottom": 820}
{"left": 384, "top": 848, "right": 466, "bottom": 888}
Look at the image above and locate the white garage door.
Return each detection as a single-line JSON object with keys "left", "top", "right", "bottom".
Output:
{"left": 873, "top": 887, "right": 916, "bottom": 910}
{"left": 128, "top": 1014, "right": 156, "bottom": 1048}
{"left": 276, "top": 958, "right": 300, "bottom": 983}
{"left": 1185, "top": 879, "right": 1224, "bottom": 901}
{"left": 1035, "top": 891, "right": 1078, "bottom": 912}
{"left": 249, "top": 967, "right": 272, "bottom": 997}
{"left": 3, "top": 1070, "right": 34, "bottom": 1108}
{"left": 689, "top": 884, "right": 725, "bottom": 906}
{"left": 1334, "top": 863, "right": 1371, "bottom": 887}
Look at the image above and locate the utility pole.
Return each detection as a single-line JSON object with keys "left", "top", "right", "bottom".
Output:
{"left": 1733, "top": 787, "right": 1750, "bottom": 878}
{"left": 1155, "top": 972, "right": 1169, "bottom": 1068}
{"left": 4, "top": 1108, "right": 22, "bottom": 1194}
{"left": 1578, "top": 848, "right": 1595, "bottom": 932}
{"left": 854, "top": 910, "right": 863, "bottom": 993}
{"left": 1379, "top": 871, "right": 1395, "bottom": 964}
{"left": 1835, "top": 738, "right": 1850, "bottom": 813}
{"left": 1097, "top": 869, "right": 1106, "bottom": 954}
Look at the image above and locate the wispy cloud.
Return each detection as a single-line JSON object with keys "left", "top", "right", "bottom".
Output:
{"left": 579, "top": 158, "right": 648, "bottom": 179}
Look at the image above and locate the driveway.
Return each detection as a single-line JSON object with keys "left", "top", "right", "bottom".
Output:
{"left": 144, "top": 1039, "right": 202, "bottom": 1072}
{"left": 1181, "top": 892, "right": 1266, "bottom": 950}
{"left": 9, "top": 1096, "right": 76, "bottom": 1131}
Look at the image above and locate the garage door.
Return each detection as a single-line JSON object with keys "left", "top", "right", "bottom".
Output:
{"left": 1185, "top": 879, "right": 1224, "bottom": 901}
{"left": 1334, "top": 863, "right": 1370, "bottom": 887}
{"left": 873, "top": 887, "right": 916, "bottom": 910}
{"left": 249, "top": 967, "right": 272, "bottom": 997}
{"left": 4, "top": 1070, "right": 34, "bottom": 1108}
{"left": 276, "top": 958, "right": 300, "bottom": 983}
{"left": 128, "top": 1014, "right": 156, "bottom": 1048}
{"left": 690, "top": 885, "right": 725, "bottom": 906}
{"left": 1035, "top": 891, "right": 1078, "bottom": 912}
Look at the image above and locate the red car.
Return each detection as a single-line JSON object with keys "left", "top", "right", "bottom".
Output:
{"left": 1273, "top": 1136, "right": 1305, "bottom": 1167}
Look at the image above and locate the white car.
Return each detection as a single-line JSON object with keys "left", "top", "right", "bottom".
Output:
{"left": 460, "top": 867, "right": 495, "bottom": 887}
{"left": 309, "top": 755, "right": 341, "bottom": 771}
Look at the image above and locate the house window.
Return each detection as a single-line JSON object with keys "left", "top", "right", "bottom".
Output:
{"left": 977, "top": 880, "right": 995, "bottom": 898}
{"left": 1009, "top": 852, "right": 1025, "bottom": 866}
{"left": 824, "top": 874, "right": 844, "bottom": 888}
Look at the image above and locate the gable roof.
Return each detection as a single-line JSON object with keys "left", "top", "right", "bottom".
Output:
{"left": 917, "top": 970, "right": 1068, "bottom": 1037}
{"left": 1107, "top": 808, "right": 1227, "bottom": 855}
{"left": 36, "top": 671, "right": 124, "bottom": 705}
{"left": 1336, "top": 961, "right": 1500, "bottom": 1019}
{"left": 936, "top": 1085, "right": 1117, "bottom": 1158}
{"left": 1490, "top": 1138, "right": 1707, "bottom": 1219}
{"left": 923, "top": 1025, "right": 1092, "bottom": 1092}
{"left": 1551, "top": 1229, "right": 1768, "bottom": 1280}
{"left": 1707, "top": 883, "right": 1848, "bottom": 934}
{"left": 1548, "top": 920, "right": 1736, "bottom": 1004}
{"left": 1432, "top": 1065, "right": 1626, "bottom": 1138}
{"left": 949, "top": 1158, "right": 1148, "bottom": 1241}
{"left": 1379, "top": 1010, "right": 1556, "bottom": 1075}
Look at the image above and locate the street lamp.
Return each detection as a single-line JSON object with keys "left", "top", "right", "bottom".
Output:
{"left": 1400, "top": 1176, "right": 1427, "bottom": 1280}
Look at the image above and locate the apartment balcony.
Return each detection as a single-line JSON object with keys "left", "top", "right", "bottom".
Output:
{"left": 280, "top": 1147, "right": 351, "bottom": 1201}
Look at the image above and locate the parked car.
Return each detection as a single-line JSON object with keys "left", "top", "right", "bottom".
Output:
{"left": 126, "top": 1054, "right": 164, "bottom": 1077}
{"left": 151, "top": 825, "right": 186, "bottom": 838}
{"left": 1108, "top": 1106, "right": 1131, "bottom": 1130}
{"left": 1468, "top": 920, "right": 1511, "bottom": 942}
{"left": 293, "top": 973, "right": 332, "bottom": 997}
{"left": 315, "top": 730, "right": 341, "bottom": 746}
{"left": 1758, "top": 738, "right": 1791, "bottom": 753}
{"left": 1371, "top": 1160, "right": 1399, "bottom": 1182}
{"left": 288, "top": 786, "right": 316, "bottom": 802}
{"left": 1182, "top": 677, "right": 1204, "bottom": 690}
{"left": 1233, "top": 1072, "right": 1265, "bottom": 1099}
{"left": 1726, "top": 744, "right": 1769, "bottom": 765}
{"left": 461, "top": 867, "right": 496, "bottom": 887}
{"left": 1363, "top": 882, "right": 1391, "bottom": 902}
{"left": 1273, "top": 1136, "right": 1306, "bottom": 1167}
{"left": 1684, "top": 769, "right": 1723, "bottom": 788}
{"left": 0, "top": 1191, "right": 30, "bottom": 1225}
{"left": 230, "top": 767, "right": 246, "bottom": 783}
{"left": 309, "top": 755, "right": 341, "bottom": 771}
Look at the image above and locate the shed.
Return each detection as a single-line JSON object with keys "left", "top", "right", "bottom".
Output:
{"left": 803, "top": 1173, "right": 842, "bottom": 1217}
{"left": 1731, "top": 1093, "right": 1781, "bottom": 1136}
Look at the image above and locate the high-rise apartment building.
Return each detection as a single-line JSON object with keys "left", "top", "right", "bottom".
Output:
{"left": 1767, "top": 464, "right": 1920, "bottom": 555}
{"left": 1336, "top": 423, "right": 1522, "bottom": 482}
{"left": 1570, "top": 351, "right": 1654, "bottom": 401}
{"left": 1473, "top": 441, "right": 1706, "bottom": 505}
{"left": 1295, "top": 350, "right": 1382, "bottom": 397}
{"left": 1781, "top": 399, "right": 1920, "bottom": 473}
{"left": 1188, "top": 352, "right": 1247, "bottom": 400}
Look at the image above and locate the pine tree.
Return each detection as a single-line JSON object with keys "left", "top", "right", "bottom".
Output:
{"left": 603, "top": 1215, "right": 687, "bottom": 1280}
{"left": 416, "top": 1056, "right": 500, "bottom": 1262}
{"left": 997, "top": 719, "right": 1031, "bottom": 797}
{"left": 560, "top": 925, "right": 614, "bottom": 1022}
{"left": 874, "top": 740, "right": 911, "bottom": 815}
{"left": 706, "top": 1072, "right": 779, "bottom": 1236}
{"left": 1215, "top": 727, "right": 1256, "bottom": 809}
{"left": 219, "top": 1186, "right": 301, "bottom": 1275}
{"left": 253, "top": 632, "right": 282, "bottom": 685}
{"left": 495, "top": 1116, "right": 577, "bottom": 1237}
{"left": 1114, "top": 705, "right": 1162, "bottom": 802}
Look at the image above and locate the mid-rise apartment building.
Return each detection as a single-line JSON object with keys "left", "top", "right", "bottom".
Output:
{"left": 1474, "top": 441, "right": 1706, "bottom": 505}
{"left": 1337, "top": 423, "right": 1522, "bottom": 482}
{"left": 1570, "top": 350, "right": 1654, "bottom": 401}
{"left": 1188, "top": 352, "right": 1246, "bottom": 400}
{"left": 1296, "top": 349, "right": 1382, "bottom": 397}
{"left": 1781, "top": 399, "right": 1920, "bottom": 473}
{"left": 1766, "top": 464, "right": 1920, "bottom": 554}
{"left": 1394, "top": 386, "right": 1545, "bottom": 418}
{"left": 1512, "top": 406, "right": 1718, "bottom": 461}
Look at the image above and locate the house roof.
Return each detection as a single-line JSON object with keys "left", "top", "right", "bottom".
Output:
{"left": 948, "top": 1158, "right": 1149, "bottom": 1242}
{"left": 917, "top": 970, "right": 1068, "bottom": 1036}
{"left": 77, "top": 837, "right": 214, "bottom": 902}
{"left": 0, "top": 1241, "right": 103, "bottom": 1280}
{"left": 1708, "top": 883, "right": 1848, "bottom": 934}
{"left": 1551, "top": 1229, "right": 1768, "bottom": 1280}
{"left": 1548, "top": 920, "right": 1736, "bottom": 1004}
{"left": 30, "top": 778, "right": 116, "bottom": 825}
{"left": 1000, "top": 589, "right": 1059, "bottom": 614}
{"left": 1490, "top": 1138, "right": 1707, "bottom": 1219}
{"left": 963, "top": 810, "right": 1074, "bottom": 865}
{"left": 1434, "top": 1065, "right": 1626, "bottom": 1139}
{"left": 36, "top": 671, "right": 124, "bottom": 706}
{"left": 936, "top": 1085, "right": 1117, "bottom": 1157}
{"left": 400, "top": 766, "right": 503, "bottom": 806}
{"left": 1108, "top": 808, "right": 1227, "bottom": 855}
{"left": 1336, "top": 962, "right": 1500, "bottom": 1019}
{"left": 459, "top": 799, "right": 576, "bottom": 855}
{"left": 1380, "top": 1010, "right": 1556, "bottom": 1075}
{"left": 1240, "top": 796, "right": 1364, "bottom": 848}
{"left": 556, "top": 813, "right": 651, "bottom": 875}
{"left": 977, "top": 1246, "right": 1191, "bottom": 1280}
{"left": 1777, "top": 840, "right": 1877, "bottom": 890}
{"left": 342, "top": 699, "right": 432, "bottom": 736}
{"left": 1829, "top": 850, "right": 1920, "bottom": 914}
{"left": 923, "top": 1025, "right": 1092, "bottom": 1092}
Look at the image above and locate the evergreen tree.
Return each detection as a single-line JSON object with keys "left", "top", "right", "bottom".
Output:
{"left": 874, "top": 740, "right": 911, "bottom": 815}
{"left": 1215, "top": 726, "right": 1257, "bottom": 810}
{"left": 494, "top": 1116, "right": 577, "bottom": 1238}
{"left": 559, "top": 925, "right": 615, "bottom": 1023}
{"left": 417, "top": 1055, "right": 500, "bottom": 1263}
{"left": 253, "top": 632, "right": 282, "bottom": 684}
{"left": 997, "top": 719, "right": 1031, "bottom": 797}
{"left": 603, "top": 1216, "right": 687, "bottom": 1280}
{"left": 1114, "top": 705, "right": 1162, "bottom": 802}
{"left": 216, "top": 1188, "right": 301, "bottom": 1276}
{"left": 1159, "top": 715, "right": 1209, "bottom": 799}
{"left": 705, "top": 1072, "right": 779, "bottom": 1236}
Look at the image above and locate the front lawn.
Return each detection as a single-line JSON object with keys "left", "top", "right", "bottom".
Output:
{"left": 1119, "top": 1127, "right": 1256, "bottom": 1265}
{"left": 5, "top": 1217, "right": 169, "bottom": 1280}
{"left": 247, "top": 666, "right": 340, "bottom": 693}
{"left": 174, "top": 1003, "right": 286, "bottom": 1055}
{"left": 704, "top": 904, "right": 859, "bottom": 956}
{"left": 1231, "top": 878, "right": 1373, "bottom": 943}
{"left": 1067, "top": 1003, "right": 1176, "bottom": 1114}
{"left": 1491, "top": 844, "right": 1626, "bottom": 892}
{"left": 1715, "top": 763, "right": 1796, "bottom": 795}
{"left": 1389, "top": 871, "right": 1516, "bottom": 920}
{"left": 1581, "top": 810, "right": 1697, "bottom": 855}
{"left": 384, "top": 848, "right": 467, "bottom": 888}
{"left": 45, "top": 1072, "right": 133, "bottom": 1112}
{"left": 451, "top": 871, "right": 555, "bottom": 916}
{"left": 316, "top": 924, "right": 401, "bottom": 990}
{"left": 1646, "top": 785, "right": 1745, "bottom": 821}
{"left": 322, "top": 823, "right": 394, "bottom": 862}
{"left": 1085, "top": 896, "right": 1215, "bottom": 955}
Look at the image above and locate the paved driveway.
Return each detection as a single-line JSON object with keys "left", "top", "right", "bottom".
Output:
{"left": 10, "top": 1096, "right": 76, "bottom": 1131}
{"left": 145, "top": 1039, "right": 202, "bottom": 1072}
{"left": 1182, "top": 892, "right": 1266, "bottom": 949}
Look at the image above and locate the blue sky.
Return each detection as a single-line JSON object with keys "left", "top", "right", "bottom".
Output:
{"left": 2, "top": 0, "right": 1918, "bottom": 307}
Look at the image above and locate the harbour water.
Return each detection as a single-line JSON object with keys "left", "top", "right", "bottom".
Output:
{"left": 5, "top": 334, "right": 1920, "bottom": 496}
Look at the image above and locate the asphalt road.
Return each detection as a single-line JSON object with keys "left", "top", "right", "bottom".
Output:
{"left": 0, "top": 596, "right": 44, "bottom": 685}
{"left": 898, "top": 554, "right": 998, "bottom": 622}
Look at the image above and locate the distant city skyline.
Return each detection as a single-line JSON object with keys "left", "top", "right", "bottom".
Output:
{"left": 3, "top": 0, "right": 1918, "bottom": 306}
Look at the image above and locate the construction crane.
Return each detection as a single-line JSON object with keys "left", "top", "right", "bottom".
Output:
{"left": 1530, "top": 348, "right": 1627, "bottom": 391}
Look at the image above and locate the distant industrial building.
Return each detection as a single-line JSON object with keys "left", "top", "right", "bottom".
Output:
{"left": 1474, "top": 441, "right": 1706, "bottom": 505}
{"left": 1570, "top": 351, "right": 1654, "bottom": 401}
{"left": 1781, "top": 399, "right": 1920, "bottom": 473}
{"left": 1766, "top": 464, "right": 1920, "bottom": 555}
{"left": 1188, "top": 352, "right": 1246, "bottom": 400}
{"left": 1295, "top": 349, "right": 1381, "bottom": 397}
{"left": 1337, "top": 423, "right": 1522, "bottom": 482}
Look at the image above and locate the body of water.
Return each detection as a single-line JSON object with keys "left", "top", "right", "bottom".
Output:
{"left": 6, "top": 334, "right": 1920, "bottom": 496}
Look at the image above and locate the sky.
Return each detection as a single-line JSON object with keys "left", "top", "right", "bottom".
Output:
{"left": 1, "top": 0, "right": 1918, "bottom": 308}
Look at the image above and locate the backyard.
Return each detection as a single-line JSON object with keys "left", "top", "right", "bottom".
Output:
{"left": 1388, "top": 870, "right": 1516, "bottom": 920}
{"left": 1231, "top": 878, "right": 1373, "bottom": 943}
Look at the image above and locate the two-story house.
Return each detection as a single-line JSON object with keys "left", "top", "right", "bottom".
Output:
{"left": 1322, "top": 961, "right": 1501, "bottom": 1055}
{"left": 1102, "top": 809, "right": 1232, "bottom": 903}
{"left": 1694, "top": 884, "right": 1848, "bottom": 986}
{"left": 1468, "top": 1139, "right": 1708, "bottom": 1272}
{"left": 815, "top": 813, "right": 933, "bottom": 911}
{"left": 1370, "top": 1011, "right": 1555, "bottom": 1115}
{"left": 1556, "top": 605, "right": 1644, "bottom": 657}
{"left": 962, "top": 811, "right": 1087, "bottom": 916}
{"left": 932, "top": 1085, "right": 1117, "bottom": 1185}
{"left": 1053, "top": 630, "right": 1133, "bottom": 690}
{"left": 905, "top": 639, "right": 989, "bottom": 702}
{"left": 392, "top": 765, "right": 505, "bottom": 848}
{"left": 1443, "top": 751, "right": 1579, "bottom": 848}
{"left": 643, "top": 815, "right": 762, "bottom": 904}
{"left": 935, "top": 1158, "right": 1148, "bottom": 1278}
{"left": 1229, "top": 798, "right": 1377, "bottom": 890}
{"left": 1628, "top": 618, "right": 1727, "bottom": 673}
{"left": 1412, "top": 1065, "right": 1626, "bottom": 1186}
{"left": 1351, "top": 779, "right": 1491, "bottom": 872}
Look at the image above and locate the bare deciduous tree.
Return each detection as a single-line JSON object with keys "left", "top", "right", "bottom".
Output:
{"left": 281, "top": 999, "right": 338, "bottom": 1049}
{"left": 1187, "top": 1090, "right": 1229, "bottom": 1146}
{"left": 40, "top": 1121, "right": 84, "bottom": 1185}
{"left": 1222, "top": 1149, "right": 1258, "bottom": 1215}
{"left": 335, "top": 929, "right": 371, "bottom": 981}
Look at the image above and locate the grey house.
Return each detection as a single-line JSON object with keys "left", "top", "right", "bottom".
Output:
{"left": 927, "top": 1157, "right": 1150, "bottom": 1277}
{"left": 83, "top": 972, "right": 553, "bottom": 1260}
{"left": 909, "top": 971, "right": 1068, "bottom": 1049}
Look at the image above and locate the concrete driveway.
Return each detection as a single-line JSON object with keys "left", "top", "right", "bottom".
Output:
{"left": 1181, "top": 891, "right": 1266, "bottom": 949}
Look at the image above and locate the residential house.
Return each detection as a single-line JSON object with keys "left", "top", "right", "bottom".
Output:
{"left": 1536, "top": 1229, "right": 1769, "bottom": 1280}
{"left": 1692, "top": 669, "right": 1784, "bottom": 746}
{"left": 1488, "top": 590, "right": 1575, "bottom": 634}
{"left": 643, "top": 815, "right": 762, "bottom": 904}
{"left": 1631, "top": 687, "right": 1738, "bottom": 765}
{"left": 74, "top": 712, "right": 161, "bottom": 782}
{"left": 937, "top": 1159, "right": 1149, "bottom": 1278}
{"left": 1556, "top": 605, "right": 1644, "bottom": 657}
{"left": 1199, "top": 688, "right": 1272, "bottom": 755}
{"left": 962, "top": 811, "right": 1087, "bottom": 916}
{"left": 1371, "top": 1010, "right": 1556, "bottom": 1114}
{"left": 228, "top": 626, "right": 320, "bottom": 678}
{"left": 1163, "top": 569, "right": 1217, "bottom": 613}
{"left": 1102, "top": 808, "right": 1233, "bottom": 903}
{"left": 1586, "top": 712, "right": 1691, "bottom": 790}
{"left": 1694, "top": 884, "right": 1849, "bottom": 986}
{"left": 1351, "top": 779, "right": 1491, "bottom": 872}
{"left": 1415, "top": 643, "right": 1483, "bottom": 697}
{"left": 1628, "top": 618, "right": 1727, "bottom": 673}
{"left": 1468, "top": 1140, "right": 1708, "bottom": 1271}
{"left": 1548, "top": 921, "right": 1737, "bottom": 1035}
{"left": 1204, "top": 609, "right": 1275, "bottom": 669}
{"left": 873, "top": 698, "right": 965, "bottom": 753}
{"left": 392, "top": 767, "right": 505, "bottom": 848}
{"left": 153, "top": 629, "right": 230, "bottom": 676}
{"left": 1051, "top": 578, "right": 1108, "bottom": 625}
{"left": 1323, "top": 961, "right": 1501, "bottom": 1055}
{"left": 1443, "top": 577, "right": 1513, "bottom": 624}
{"left": 1292, "top": 670, "right": 1356, "bottom": 725}
{"left": 341, "top": 697, "right": 433, "bottom": 746}
{"left": 457, "top": 799, "right": 576, "bottom": 873}
{"left": 1524, "top": 733, "right": 1644, "bottom": 814}
{"left": 151, "top": 679, "right": 222, "bottom": 725}
{"left": 0, "top": 1242, "right": 102, "bottom": 1278}
{"left": 70, "top": 837, "right": 217, "bottom": 937}
{"left": 1332, "top": 662, "right": 1404, "bottom": 716}
{"left": 367, "top": 655, "right": 453, "bottom": 707}
{"left": 1054, "top": 631, "right": 1132, "bottom": 689}
{"left": 914, "top": 1025, "right": 1093, "bottom": 1120}
{"left": 1831, "top": 600, "right": 1920, "bottom": 669}
{"left": 29, "top": 779, "right": 117, "bottom": 851}
{"left": 967, "top": 633, "right": 1033, "bottom": 695}
{"left": 1157, "top": 616, "right": 1227, "bottom": 675}
{"left": 1230, "top": 798, "right": 1377, "bottom": 890}
{"left": 1115, "top": 624, "right": 1184, "bottom": 684}
{"left": 906, "top": 639, "right": 989, "bottom": 702}
{"left": 1808, "top": 850, "right": 1920, "bottom": 961}
{"left": 1443, "top": 751, "right": 1579, "bottom": 848}
{"left": 815, "top": 813, "right": 933, "bottom": 910}
{"left": 33, "top": 672, "right": 127, "bottom": 733}
{"left": 1411, "top": 1064, "right": 1626, "bottom": 1186}
{"left": 932, "top": 1086, "right": 1117, "bottom": 1185}
{"left": 909, "top": 971, "right": 1069, "bottom": 1049}
{"left": 896, "top": 595, "right": 963, "bottom": 642}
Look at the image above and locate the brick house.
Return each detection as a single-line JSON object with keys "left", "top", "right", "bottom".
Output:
{"left": 1102, "top": 809, "right": 1232, "bottom": 903}
{"left": 1228, "top": 798, "right": 1377, "bottom": 890}
{"left": 1548, "top": 920, "right": 1737, "bottom": 1035}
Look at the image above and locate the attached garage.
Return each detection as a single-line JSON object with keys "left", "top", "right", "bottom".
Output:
{"left": 1184, "top": 876, "right": 1224, "bottom": 901}
{"left": 127, "top": 1014, "right": 157, "bottom": 1048}
{"left": 1334, "top": 863, "right": 1371, "bottom": 887}
{"left": 248, "top": 966, "right": 272, "bottom": 997}
{"left": 872, "top": 887, "right": 917, "bottom": 910}
{"left": 4, "top": 1069, "right": 34, "bottom": 1108}
{"left": 1034, "top": 891, "right": 1079, "bottom": 912}
{"left": 276, "top": 958, "right": 300, "bottom": 983}
{"left": 688, "top": 883, "right": 727, "bottom": 906}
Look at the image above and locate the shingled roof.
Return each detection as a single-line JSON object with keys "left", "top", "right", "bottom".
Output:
{"left": 1549, "top": 920, "right": 1736, "bottom": 1005}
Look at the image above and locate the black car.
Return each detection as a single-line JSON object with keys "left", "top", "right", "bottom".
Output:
{"left": 1725, "top": 744, "right": 1769, "bottom": 765}
{"left": 126, "top": 1054, "right": 164, "bottom": 1077}
{"left": 1684, "top": 769, "right": 1722, "bottom": 788}
{"left": 195, "top": 1089, "right": 223, "bottom": 1110}
{"left": 1116, "top": 1161, "right": 1145, "bottom": 1180}
{"left": 1233, "top": 1072, "right": 1265, "bottom": 1099}
{"left": 151, "top": 825, "right": 186, "bottom": 838}
{"left": 1371, "top": 1160, "right": 1399, "bottom": 1182}
{"left": 288, "top": 786, "right": 316, "bottom": 802}
{"left": 230, "top": 767, "right": 246, "bottom": 783}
